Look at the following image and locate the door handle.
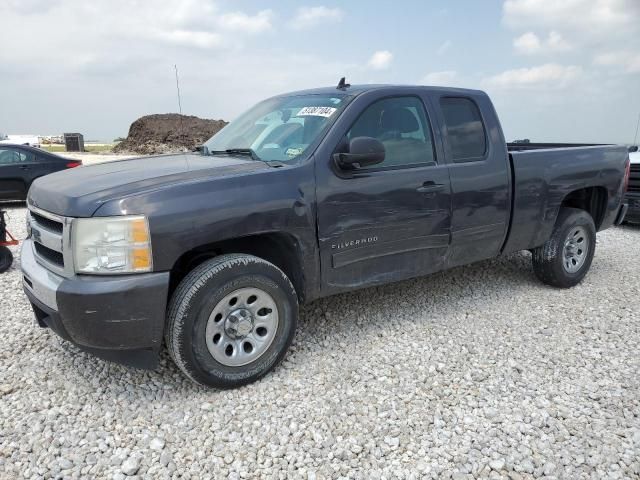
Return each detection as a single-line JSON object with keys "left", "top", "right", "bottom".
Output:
{"left": 416, "top": 182, "right": 445, "bottom": 194}
{"left": 19, "top": 165, "right": 30, "bottom": 170}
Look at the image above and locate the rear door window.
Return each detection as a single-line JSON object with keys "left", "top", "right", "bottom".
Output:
{"left": 440, "top": 97, "right": 487, "bottom": 162}
{"left": 346, "top": 96, "right": 436, "bottom": 168}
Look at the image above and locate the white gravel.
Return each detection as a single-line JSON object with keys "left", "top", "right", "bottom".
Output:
{"left": 1, "top": 203, "right": 639, "bottom": 479}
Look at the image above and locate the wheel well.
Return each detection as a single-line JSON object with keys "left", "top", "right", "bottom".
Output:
{"left": 560, "top": 186, "right": 608, "bottom": 229}
{"left": 169, "top": 233, "right": 307, "bottom": 302}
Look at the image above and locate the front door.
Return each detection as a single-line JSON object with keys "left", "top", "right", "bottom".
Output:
{"left": 316, "top": 93, "right": 452, "bottom": 292}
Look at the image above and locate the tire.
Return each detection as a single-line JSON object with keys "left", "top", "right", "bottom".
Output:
{"left": 165, "top": 254, "right": 298, "bottom": 389}
{"left": 0, "top": 246, "right": 13, "bottom": 273}
{"left": 531, "top": 207, "right": 596, "bottom": 288}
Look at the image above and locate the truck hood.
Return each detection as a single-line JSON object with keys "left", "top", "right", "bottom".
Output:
{"left": 28, "top": 153, "right": 269, "bottom": 217}
{"left": 630, "top": 152, "right": 640, "bottom": 164}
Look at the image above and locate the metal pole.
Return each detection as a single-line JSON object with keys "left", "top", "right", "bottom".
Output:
{"left": 174, "top": 64, "right": 183, "bottom": 116}
{"left": 633, "top": 111, "right": 640, "bottom": 146}
{"left": 174, "top": 65, "right": 184, "bottom": 142}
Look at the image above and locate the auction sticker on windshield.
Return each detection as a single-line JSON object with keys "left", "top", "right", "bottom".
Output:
{"left": 296, "top": 106, "right": 337, "bottom": 117}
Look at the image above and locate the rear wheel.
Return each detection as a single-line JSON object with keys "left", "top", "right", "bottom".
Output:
{"left": 0, "top": 246, "right": 13, "bottom": 273}
{"left": 531, "top": 208, "right": 596, "bottom": 288}
{"left": 166, "top": 254, "right": 298, "bottom": 389}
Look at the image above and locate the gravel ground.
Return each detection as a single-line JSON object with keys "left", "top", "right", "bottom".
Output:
{"left": 1, "top": 203, "right": 639, "bottom": 479}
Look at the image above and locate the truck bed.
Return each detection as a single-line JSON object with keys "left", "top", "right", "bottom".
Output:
{"left": 501, "top": 144, "right": 629, "bottom": 255}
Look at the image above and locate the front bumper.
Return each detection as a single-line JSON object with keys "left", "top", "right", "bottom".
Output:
{"left": 21, "top": 239, "right": 170, "bottom": 369}
{"left": 624, "top": 193, "right": 640, "bottom": 223}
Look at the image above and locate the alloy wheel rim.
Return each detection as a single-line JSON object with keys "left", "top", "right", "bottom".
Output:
{"left": 205, "top": 287, "right": 279, "bottom": 367}
{"left": 563, "top": 226, "right": 589, "bottom": 273}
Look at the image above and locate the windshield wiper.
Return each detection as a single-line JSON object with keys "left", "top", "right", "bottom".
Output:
{"left": 210, "top": 148, "right": 261, "bottom": 161}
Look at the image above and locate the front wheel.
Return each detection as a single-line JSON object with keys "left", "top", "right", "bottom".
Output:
{"left": 531, "top": 207, "right": 596, "bottom": 288}
{"left": 165, "top": 254, "right": 298, "bottom": 389}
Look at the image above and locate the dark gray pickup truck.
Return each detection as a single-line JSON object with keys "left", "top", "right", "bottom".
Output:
{"left": 21, "top": 83, "right": 630, "bottom": 388}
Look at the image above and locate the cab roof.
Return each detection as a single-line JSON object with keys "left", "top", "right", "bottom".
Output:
{"left": 278, "top": 84, "right": 486, "bottom": 98}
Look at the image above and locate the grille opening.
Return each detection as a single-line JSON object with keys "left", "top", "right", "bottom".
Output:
{"left": 23, "top": 275, "right": 33, "bottom": 288}
{"left": 34, "top": 242, "right": 64, "bottom": 267}
{"left": 31, "top": 212, "right": 63, "bottom": 233}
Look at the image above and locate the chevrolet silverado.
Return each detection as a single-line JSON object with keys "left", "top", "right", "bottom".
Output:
{"left": 21, "top": 84, "right": 630, "bottom": 388}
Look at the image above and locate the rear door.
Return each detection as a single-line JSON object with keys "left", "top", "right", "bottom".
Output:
{"left": 30, "top": 150, "right": 65, "bottom": 181}
{"left": 316, "top": 91, "right": 452, "bottom": 292}
{"left": 429, "top": 93, "right": 510, "bottom": 267}
{"left": 0, "top": 147, "right": 29, "bottom": 199}
{"left": 15, "top": 147, "right": 43, "bottom": 188}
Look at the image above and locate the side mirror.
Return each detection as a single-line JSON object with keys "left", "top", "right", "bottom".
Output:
{"left": 629, "top": 145, "right": 638, "bottom": 153}
{"left": 334, "top": 136, "right": 385, "bottom": 169}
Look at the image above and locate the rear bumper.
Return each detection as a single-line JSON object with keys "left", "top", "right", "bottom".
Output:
{"left": 21, "top": 239, "right": 170, "bottom": 369}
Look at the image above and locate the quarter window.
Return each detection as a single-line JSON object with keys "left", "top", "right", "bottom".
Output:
{"left": 440, "top": 97, "right": 487, "bottom": 161}
{"left": 346, "top": 96, "right": 435, "bottom": 168}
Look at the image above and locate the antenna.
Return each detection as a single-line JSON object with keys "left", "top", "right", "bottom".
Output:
{"left": 174, "top": 64, "right": 183, "bottom": 115}
{"left": 174, "top": 64, "right": 184, "bottom": 142}
{"left": 336, "top": 77, "right": 350, "bottom": 90}
{"left": 633, "top": 111, "right": 640, "bottom": 147}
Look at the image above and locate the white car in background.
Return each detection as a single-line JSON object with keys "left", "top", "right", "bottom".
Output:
{"left": 0, "top": 135, "right": 40, "bottom": 147}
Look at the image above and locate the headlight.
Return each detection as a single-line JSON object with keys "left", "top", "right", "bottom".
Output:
{"left": 73, "top": 215, "right": 152, "bottom": 274}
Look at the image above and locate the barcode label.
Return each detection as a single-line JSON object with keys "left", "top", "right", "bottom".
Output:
{"left": 296, "top": 106, "right": 337, "bottom": 117}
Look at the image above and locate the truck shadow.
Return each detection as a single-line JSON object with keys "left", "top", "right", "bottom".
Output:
{"left": 0, "top": 200, "right": 27, "bottom": 209}
{"left": 618, "top": 222, "right": 640, "bottom": 231}
{"left": 296, "top": 251, "right": 536, "bottom": 347}
{"left": 50, "top": 250, "right": 539, "bottom": 398}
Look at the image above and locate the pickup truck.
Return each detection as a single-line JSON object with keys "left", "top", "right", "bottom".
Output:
{"left": 625, "top": 150, "right": 640, "bottom": 223}
{"left": 21, "top": 83, "right": 630, "bottom": 388}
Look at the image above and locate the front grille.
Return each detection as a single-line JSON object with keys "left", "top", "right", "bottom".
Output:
{"left": 34, "top": 242, "right": 64, "bottom": 267}
{"left": 28, "top": 206, "right": 70, "bottom": 276}
{"left": 30, "top": 211, "right": 63, "bottom": 233}
{"left": 629, "top": 165, "right": 640, "bottom": 193}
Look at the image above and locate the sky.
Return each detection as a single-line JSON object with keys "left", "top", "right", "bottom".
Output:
{"left": 0, "top": 0, "right": 639, "bottom": 144}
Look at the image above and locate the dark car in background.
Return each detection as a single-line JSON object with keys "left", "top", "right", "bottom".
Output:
{"left": 0, "top": 144, "right": 81, "bottom": 201}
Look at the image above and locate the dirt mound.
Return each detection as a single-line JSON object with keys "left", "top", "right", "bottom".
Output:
{"left": 114, "top": 113, "right": 227, "bottom": 155}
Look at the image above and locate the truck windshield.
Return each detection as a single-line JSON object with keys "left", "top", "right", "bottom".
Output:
{"left": 204, "top": 93, "right": 352, "bottom": 162}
